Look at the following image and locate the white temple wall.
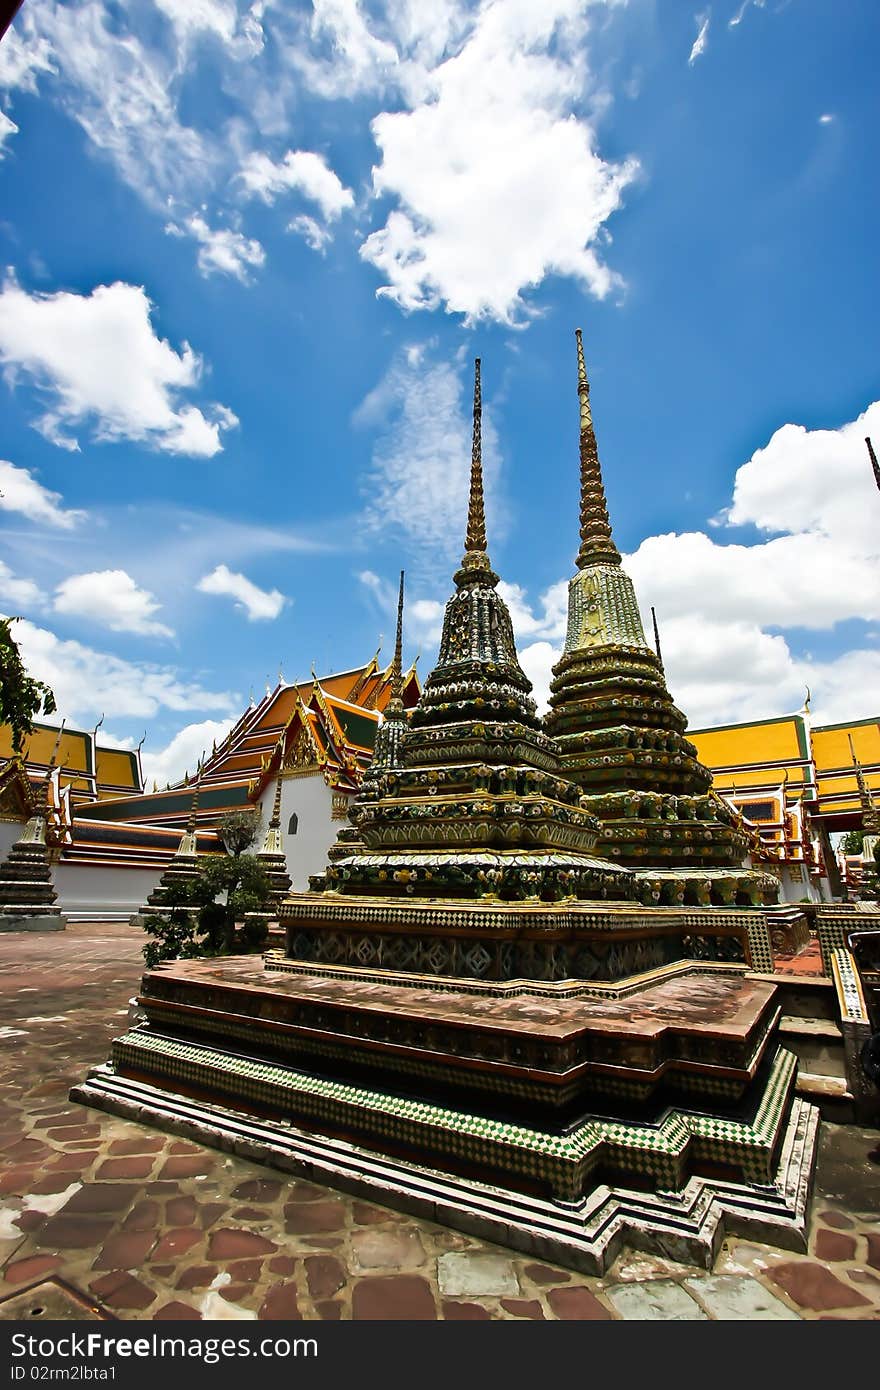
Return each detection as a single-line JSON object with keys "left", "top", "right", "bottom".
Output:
{"left": 0, "top": 820, "right": 22, "bottom": 861}
{"left": 257, "top": 773, "right": 340, "bottom": 891}
{"left": 53, "top": 862, "right": 163, "bottom": 922}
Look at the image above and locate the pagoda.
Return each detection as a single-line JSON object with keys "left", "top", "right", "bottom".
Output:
{"left": 0, "top": 776, "right": 66, "bottom": 932}
{"left": 545, "top": 331, "right": 778, "bottom": 911}
{"left": 76, "top": 355, "right": 817, "bottom": 1273}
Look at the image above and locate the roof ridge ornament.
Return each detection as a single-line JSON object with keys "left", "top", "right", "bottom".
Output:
{"left": 575, "top": 328, "right": 621, "bottom": 571}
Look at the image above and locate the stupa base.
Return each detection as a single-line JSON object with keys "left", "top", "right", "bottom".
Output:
{"left": 0, "top": 911, "right": 66, "bottom": 932}
{"left": 71, "top": 1064, "right": 818, "bottom": 1275}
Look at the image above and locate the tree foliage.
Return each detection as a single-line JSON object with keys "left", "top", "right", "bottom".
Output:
{"left": 216, "top": 809, "right": 261, "bottom": 857}
{"left": 0, "top": 617, "right": 56, "bottom": 754}
{"left": 840, "top": 828, "right": 865, "bottom": 856}
{"left": 141, "top": 850, "right": 275, "bottom": 967}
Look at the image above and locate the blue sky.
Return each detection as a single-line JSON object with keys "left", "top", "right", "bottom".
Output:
{"left": 0, "top": 0, "right": 878, "bottom": 785}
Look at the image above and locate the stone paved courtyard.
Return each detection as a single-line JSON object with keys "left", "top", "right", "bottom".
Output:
{"left": 0, "top": 923, "right": 877, "bottom": 1322}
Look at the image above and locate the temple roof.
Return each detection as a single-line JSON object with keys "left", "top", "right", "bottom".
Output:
{"left": 0, "top": 721, "right": 142, "bottom": 803}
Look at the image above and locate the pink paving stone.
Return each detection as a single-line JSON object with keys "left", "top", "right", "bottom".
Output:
{"left": 196, "top": 1202, "right": 228, "bottom": 1229}
{"left": 231, "top": 1179, "right": 283, "bottom": 1202}
{"left": 769, "top": 1262, "right": 871, "bottom": 1311}
{"left": 33, "top": 1111, "right": 83, "bottom": 1129}
{"left": 45, "top": 1126, "right": 100, "bottom": 1142}
{"left": 93, "top": 1231, "right": 157, "bottom": 1270}
{"left": 352, "top": 1276, "right": 437, "bottom": 1321}
{"left": 819, "top": 1209, "right": 855, "bottom": 1231}
{"left": 108, "top": 1137, "right": 165, "bottom": 1156}
{"left": 220, "top": 1285, "right": 253, "bottom": 1305}
{"left": 123, "top": 1201, "right": 161, "bottom": 1232}
{"left": 47, "top": 1151, "right": 100, "bottom": 1173}
{"left": 207, "top": 1228, "right": 278, "bottom": 1259}
{"left": 867, "top": 1235, "right": 880, "bottom": 1272}
{"left": 227, "top": 1260, "right": 264, "bottom": 1282}
{"left": 165, "top": 1197, "right": 197, "bottom": 1226}
{"left": 232, "top": 1207, "right": 269, "bottom": 1222}
{"left": 268, "top": 1257, "right": 297, "bottom": 1276}
{"left": 259, "top": 1282, "right": 302, "bottom": 1320}
{"left": 814, "top": 1229, "right": 858, "bottom": 1262}
{"left": 29, "top": 1173, "right": 82, "bottom": 1195}
{"left": 352, "top": 1201, "right": 393, "bottom": 1225}
{"left": 547, "top": 1286, "right": 613, "bottom": 1320}
{"left": 286, "top": 1182, "right": 330, "bottom": 1203}
{"left": 0, "top": 1167, "right": 38, "bottom": 1196}
{"left": 284, "top": 1201, "right": 347, "bottom": 1235}
{"left": 302, "top": 1237, "right": 344, "bottom": 1250}
{"left": 3, "top": 1255, "right": 62, "bottom": 1285}
{"left": 305, "top": 1256, "right": 345, "bottom": 1299}
{"left": 442, "top": 1301, "right": 492, "bottom": 1320}
{"left": 151, "top": 1229, "right": 203, "bottom": 1261}
{"left": 35, "top": 1217, "right": 115, "bottom": 1249}
{"left": 63, "top": 1183, "right": 140, "bottom": 1214}
{"left": 158, "top": 1156, "right": 215, "bottom": 1179}
{"left": 175, "top": 1266, "right": 218, "bottom": 1292}
{"left": 5, "top": 1139, "right": 51, "bottom": 1160}
{"left": 317, "top": 1301, "right": 342, "bottom": 1320}
{"left": 168, "top": 1141, "right": 201, "bottom": 1155}
{"left": 850, "top": 1269, "right": 880, "bottom": 1287}
{"left": 14, "top": 1212, "right": 44, "bottom": 1233}
{"left": 152, "top": 1302, "right": 202, "bottom": 1321}
{"left": 90, "top": 1272, "right": 157, "bottom": 1311}
{"left": 523, "top": 1263, "right": 571, "bottom": 1286}
{"left": 96, "top": 1157, "right": 156, "bottom": 1180}
{"left": 501, "top": 1299, "right": 545, "bottom": 1319}
{"left": 150, "top": 1266, "right": 175, "bottom": 1279}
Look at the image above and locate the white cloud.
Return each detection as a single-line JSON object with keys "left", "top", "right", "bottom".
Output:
{"left": 197, "top": 564, "right": 287, "bottom": 621}
{"left": 0, "top": 21, "right": 56, "bottom": 94}
{"left": 0, "top": 110, "right": 18, "bottom": 156}
{"left": 239, "top": 148, "right": 354, "bottom": 219}
{"left": 689, "top": 11, "right": 710, "bottom": 65}
{"left": 175, "top": 214, "right": 266, "bottom": 281}
{"left": 294, "top": 0, "right": 400, "bottom": 98}
{"left": 0, "top": 562, "right": 45, "bottom": 611}
{"left": 358, "top": 344, "right": 503, "bottom": 575}
{"left": 7, "top": 617, "right": 236, "bottom": 723}
{"left": 153, "top": 0, "right": 265, "bottom": 56}
{"left": 0, "top": 278, "right": 237, "bottom": 456}
{"left": 288, "top": 215, "right": 333, "bottom": 253}
{"left": 141, "top": 716, "right": 236, "bottom": 788}
{"left": 729, "top": 0, "right": 765, "bottom": 27}
{"left": 360, "top": 0, "right": 637, "bottom": 323}
{"left": 53, "top": 570, "right": 174, "bottom": 640}
{"left": 0, "top": 460, "right": 86, "bottom": 529}
{"left": 819, "top": 113, "right": 834, "bottom": 125}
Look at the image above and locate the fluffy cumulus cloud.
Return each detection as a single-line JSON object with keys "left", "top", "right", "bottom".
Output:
{"left": 0, "top": 460, "right": 87, "bottom": 529}
{"left": 141, "top": 716, "right": 237, "bottom": 789}
{"left": 506, "top": 399, "right": 880, "bottom": 727}
{"left": 171, "top": 214, "right": 266, "bottom": 282}
{"left": 357, "top": 343, "right": 503, "bottom": 574}
{"left": 196, "top": 564, "right": 287, "bottom": 621}
{"left": 0, "top": 563, "right": 45, "bottom": 611}
{"left": 238, "top": 148, "right": 354, "bottom": 250}
{"left": 0, "top": 278, "right": 238, "bottom": 455}
{"left": 9, "top": 617, "right": 236, "bottom": 723}
{"left": 53, "top": 570, "right": 174, "bottom": 639}
{"left": 360, "top": 0, "right": 638, "bottom": 323}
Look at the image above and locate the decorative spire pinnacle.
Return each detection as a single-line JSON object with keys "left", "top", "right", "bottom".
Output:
{"left": 867, "top": 437, "right": 880, "bottom": 493}
{"left": 382, "top": 570, "right": 408, "bottom": 722}
{"left": 269, "top": 763, "right": 283, "bottom": 829}
{"left": 186, "top": 769, "right": 201, "bottom": 834}
{"left": 575, "top": 329, "right": 621, "bottom": 571}
{"left": 456, "top": 359, "right": 497, "bottom": 586}
{"left": 651, "top": 606, "right": 664, "bottom": 670}
{"left": 848, "top": 733, "right": 880, "bottom": 836}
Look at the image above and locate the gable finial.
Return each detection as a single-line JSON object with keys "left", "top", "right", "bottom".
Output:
{"left": 575, "top": 329, "right": 621, "bottom": 571}
{"left": 867, "top": 437, "right": 880, "bottom": 493}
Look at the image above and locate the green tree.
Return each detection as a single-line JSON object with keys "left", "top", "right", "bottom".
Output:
{"left": 840, "top": 828, "right": 865, "bottom": 856}
{"left": 0, "top": 617, "right": 56, "bottom": 754}
{"left": 216, "top": 809, "right": 261, "bottom": 857}
{"left": 141, "top": 849, "right": 274, "bottom": 965}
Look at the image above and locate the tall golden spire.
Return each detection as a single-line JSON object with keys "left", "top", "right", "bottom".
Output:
{"left": 269, "top": 761, "right": 283, "bottom": 829}
{"left": 387, "top": 569, "right": 406, "bottom": 715}
{"left": 456, "top": 359, "right": 496, "bottom": 586}
{"left": 575, "top": 329, "right": 621, "bottom": 571}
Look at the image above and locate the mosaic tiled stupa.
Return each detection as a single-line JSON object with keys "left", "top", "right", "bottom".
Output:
{"left": 546, "top": 332, "right": 778, "bottom": 911}
{"left": 0, "top": 796, "right": 66, "bottom": 933}
{"left": 75, "top": 357, "right": 817, "bottom": 1274}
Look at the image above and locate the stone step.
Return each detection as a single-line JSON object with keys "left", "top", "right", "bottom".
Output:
{"left": 779, "top": 1016, "right": 846, "bottom": 1081}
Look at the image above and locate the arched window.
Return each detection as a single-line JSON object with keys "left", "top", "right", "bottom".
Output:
{"left": 287, "top": 812, "right": 299, "bottom": 835}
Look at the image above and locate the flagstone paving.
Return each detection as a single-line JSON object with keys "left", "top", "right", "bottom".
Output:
{"left": 0, "top": 923, "right": 877, "bottom": 1321}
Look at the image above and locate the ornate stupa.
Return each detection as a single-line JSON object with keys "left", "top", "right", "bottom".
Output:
{"left": 131, "top": 779, "right": 205, "bottom": 928}
{"left": 0, "top": 786, "right": 66, "bottom": 933}
{"left": 76, "top": 352, "right": 816, "bottom": 1275}
{"left": 545, "top": 331, "right": 778, "bottom": 910}
{"left": 310, "top": 360, "right": 628, "bottom": 913}
{"left": 849, "top": 734, "right": 879, "bottom": 900}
